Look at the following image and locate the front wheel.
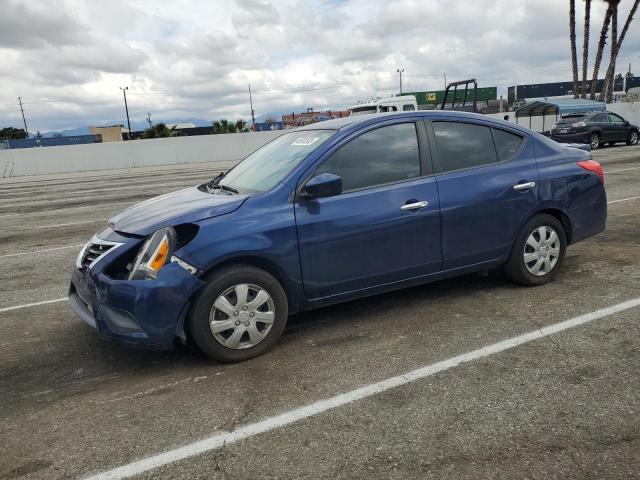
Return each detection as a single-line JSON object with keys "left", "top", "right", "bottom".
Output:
{"left": 590, "top": 133, "right": 600, "bottom": 149}
{"left": 187, "top": 265, "right": 288, "bottom": 362}
{"left": 627, "top": 130, "right": 638, "bottom": 146}
{"left": 504, "top": 214, "right": 567, "bottom": 286}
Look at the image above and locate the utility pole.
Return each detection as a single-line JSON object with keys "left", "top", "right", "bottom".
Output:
{"left": 397, "top": 69, "right": 404, "bottom": 95}
{"left": 146, "top": 112, "right": 152, "bottom": 128}
{"left": 120, "top": 86, "right": 132, "bottom": 141}
{"left": 18, "top": 97, "right": 29, "bottom": 138}
{"left": 248, "top": 84, "right": 256, "bottom": 127}
{"left": 443, "top": 72, "right": 447, "bottom": 89}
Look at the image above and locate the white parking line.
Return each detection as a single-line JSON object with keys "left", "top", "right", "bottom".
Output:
{"left": 0, "top": 202, "right": 134, "bottom": 218}
{"left": 19, "top": 219, "right": 104, "bottom": 230}
{"left": 0, "top": 180, "right": 202, "bottom": 204}
{"left": 605, "top": 165, "right": 640, "bottom": 174}
{"left": 0, "top": 193, "right": 636, "bottom": 257}
{"left": 83, "top": 296, "right": 640, "bottom": 480}
{"left": 0, "top": 244, "right": 84, "bottom": 258}
{"left": 0, "top": 297, "right": 67, "bottom": 313}
{"left": 608, "top": 195, "right": 640, "bottom": 204}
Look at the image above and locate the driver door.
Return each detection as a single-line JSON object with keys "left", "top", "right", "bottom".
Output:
{"left": 294, "top": 121, "right": 442, "bottom": 299}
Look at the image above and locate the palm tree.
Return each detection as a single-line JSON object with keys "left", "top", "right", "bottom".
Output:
{"left": 569, "top": 0, "right": 579, "bottom": 98}
{"left": 601, "top": 0, "right": 620, "bottom": 101}
{"left": 212, "top": 119, "right": 230, "bottom": 134}
{"left": 212, "top": 119, "right": 250, "bottom": 134}
{"left": 143, "top": 123, "right": 172, "bottom": 138}
{"left": 590, "top": 2, "right": 614, "bottom": 99}
{"left": 234, "top": 119, "right": 249, "bottom": 132}
{"left": 581, "top": 0, "right": 592, "bottom": 98}
{"left": 601, "top": 0, "right": 639, "bottom": 101}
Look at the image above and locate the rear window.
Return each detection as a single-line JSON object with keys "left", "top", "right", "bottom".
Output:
{"left": 492, "top": 128, "right": 523, "bottom": 161}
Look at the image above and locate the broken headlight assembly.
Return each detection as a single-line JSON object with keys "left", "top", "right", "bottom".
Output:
{"left": 128, "top": 226, "right": 198, "bottom": 280}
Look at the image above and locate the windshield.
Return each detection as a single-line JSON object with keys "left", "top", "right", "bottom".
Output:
{"left": 219, "top": 130, "right": 335, "bottom": 193}
{"left": 351, "top": 106, "right": 377, "bottom": 116}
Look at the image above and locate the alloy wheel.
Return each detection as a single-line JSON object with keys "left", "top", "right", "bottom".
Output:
{"left": 523, "top": 226, "right": 560, "bottom": 276}
{"left": 209, "top": 283, "right": 275, "bottom": 349}
{"left": 630, "top": 131, "right": 638, "bottom": 145}
{"left": 590, "top": 134, "right": 600, "bottom": 149}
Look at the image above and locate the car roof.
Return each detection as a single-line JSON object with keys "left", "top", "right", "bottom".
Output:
{"left": 296, "top": 110, "right": 531, "bottom": 135}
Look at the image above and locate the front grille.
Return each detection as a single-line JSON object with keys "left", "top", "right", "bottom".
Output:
{"left": 79, "top": 241, "right": 116, "bottom": 270}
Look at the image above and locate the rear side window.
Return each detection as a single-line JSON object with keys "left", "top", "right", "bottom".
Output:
{"left": 609, "top": 113, "right": 625, "bottom": 124}
{"left": 492, "top": 128, "right": 523, "bottom": 161}
{"left": 403, "top": 104, "right": 415, "bottom": 111}
{"left": 317, "top": 123, "right": 421, "bottom": 191}
{"left": 432, "top": 122, "right": 497, "bottom": 172}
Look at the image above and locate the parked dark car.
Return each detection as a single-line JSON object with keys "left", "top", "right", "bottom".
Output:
{"left": 69, "top": 111, "right": 607, "bottom": 362}
{"left": 551, "top": 111, "right": 639, "bottom": 149}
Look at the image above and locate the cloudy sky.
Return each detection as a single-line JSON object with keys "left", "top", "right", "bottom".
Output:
{"left": 1, "top": 0, "right": 639, "bottom": 132}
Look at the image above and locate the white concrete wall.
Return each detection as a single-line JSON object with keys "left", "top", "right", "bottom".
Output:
{"left": 0, "top": 130, "right": 284, "bottom": 178}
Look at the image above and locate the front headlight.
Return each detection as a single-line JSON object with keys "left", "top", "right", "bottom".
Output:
{"left": 129, "top": 227, "right": 176, "bottom": 280}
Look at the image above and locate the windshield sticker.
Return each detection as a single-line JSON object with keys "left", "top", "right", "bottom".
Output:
{"left": 290, "top": 136, "right": 320, "bottom": 146}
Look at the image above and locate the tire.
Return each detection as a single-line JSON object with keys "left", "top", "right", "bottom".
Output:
{"left": 627, "top": 130, "right": 639, "bottom": 146}
{"left": 503, "top": 214, "right": 567, "bottom": 286}
{"left": 589, "top": 133, "right": 600, "bottom": 149}
{"left": 187, "top": 265, "right": 288, "bottom": 362}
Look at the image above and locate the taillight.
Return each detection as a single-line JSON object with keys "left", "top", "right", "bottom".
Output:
{"left": 577, "top": 160, "right": 604, "bottom": 184}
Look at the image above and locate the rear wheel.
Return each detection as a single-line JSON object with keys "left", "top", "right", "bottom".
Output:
{"left": 504, "top": 214, "right": 567, "bottom": 286}
{"left": 628, "top": 130, "right": 638, "bottom": 146}
{"left": 188, "top": 265, "right": 288, "bottom": 362}
{"left": 590, "top": 133, "right": 600, "bottom": 149}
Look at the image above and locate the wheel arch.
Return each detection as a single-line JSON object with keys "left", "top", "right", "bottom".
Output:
{"left": 198, "top": 254, "right": 304, "bottom": 314}
{"left": 532, "top": 208, "right": 573, "bottom": 245}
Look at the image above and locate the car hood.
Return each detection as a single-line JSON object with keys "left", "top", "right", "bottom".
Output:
{"left": 109, "top": 186, "right": 248, "bottom": 236}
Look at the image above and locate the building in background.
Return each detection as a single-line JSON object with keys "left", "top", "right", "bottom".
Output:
{"left": 90, "top": 125, "right": 124, "bottom": 142}
{"left": 253, "top": 121, "right": 284, "bottom": 131}
{"left": 508, "top": 76, "right": 640, "bottom": 105}
{"left": 282, "top": 108, "right": 350, "bottom": 128}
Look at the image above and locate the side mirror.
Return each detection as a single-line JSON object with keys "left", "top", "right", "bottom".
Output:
{"left": 300, "top": 173, "right": 342, "bottom": 200}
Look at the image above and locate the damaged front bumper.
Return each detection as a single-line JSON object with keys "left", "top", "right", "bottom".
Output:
{"left": 68, "top": 229, "right": 205, "bottom": 350}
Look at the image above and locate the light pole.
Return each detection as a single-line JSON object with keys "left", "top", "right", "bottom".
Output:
{"left": 146, "top": 112, "right": 152, "bottom": 129}
{"left": 120, "top": 86, "right": 132, "bottom": 141}
{"left": 397, "top": 69, "right": 404, "bottom": 95}
{"left": 248, "top": 84, "right": 256, "bottom": 128}
{"left": 18, "top": 97, "right": 29, "bottom": 138}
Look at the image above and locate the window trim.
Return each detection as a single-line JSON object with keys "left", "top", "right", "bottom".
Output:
{"left": 426, "top": 119, "right": 526, "bottom": 175}
{"left": 295, "top": 119, "right": 434, "bottom": 200}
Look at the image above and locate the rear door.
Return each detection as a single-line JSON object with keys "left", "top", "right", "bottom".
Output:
{"left": 295, "top": 120, "right": 442, "bottom": 299}
{"left": 426, "top": 119, "right": 539, "bottom": 269}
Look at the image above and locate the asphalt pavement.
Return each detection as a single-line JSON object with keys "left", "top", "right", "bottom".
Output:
{"left": 1, "top": 146, "right": 639, "bottom": 479}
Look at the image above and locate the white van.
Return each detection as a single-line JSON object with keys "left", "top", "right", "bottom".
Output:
{"left": 349, "top": 95, "right": 418, "bottom": 116}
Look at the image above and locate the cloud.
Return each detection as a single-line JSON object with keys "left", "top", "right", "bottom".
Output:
{"left": 0, "top": 0, "right": 638, "bottom": 132}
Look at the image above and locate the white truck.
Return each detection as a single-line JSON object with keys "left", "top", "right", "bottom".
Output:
{"left": 349, "top": 95, "right": 418, "bottom": 116}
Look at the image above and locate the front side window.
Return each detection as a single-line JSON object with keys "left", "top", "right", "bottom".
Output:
{"left": 317, "top": 123, "right": 421, "bottom": 192}
{"left": 403, "top": 104, "right": 415, "bottom": 111}
{"left": 220, "top": 130, "right": 335, "bottom": 193}
{"left": 433, "top": 122, "right": 497, "bottom": 172}
{"left": 493, "top": 128, "right": 523, "bottom": 161}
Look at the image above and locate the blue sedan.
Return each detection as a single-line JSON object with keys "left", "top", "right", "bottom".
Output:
{"left": 69, "top": 111, "right": 607, "bottom": 362}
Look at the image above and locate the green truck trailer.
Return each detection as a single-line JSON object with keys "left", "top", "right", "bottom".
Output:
{"left": 404, "top": 87, "right": 497, "bottom": 106}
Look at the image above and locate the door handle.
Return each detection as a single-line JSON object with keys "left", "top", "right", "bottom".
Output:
{"left": 513, "top": 181, "right": 536, "bottom": 191}
{"left": 401, "top": 201, "right": 429, "bottom": 211}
